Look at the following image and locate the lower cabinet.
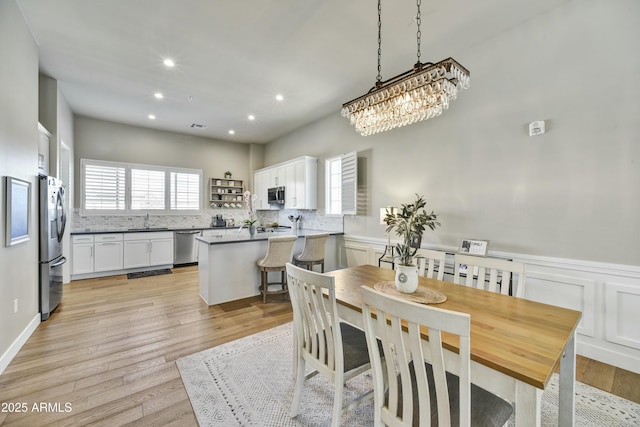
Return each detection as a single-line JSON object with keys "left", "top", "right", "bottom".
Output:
{"left": 123, "top": 232, "right": 174, "bottom": 269}
{"left": 94, "top": 234, "right": 124, "bottom": 272}
{"left": 72, "top": 231, "right": 173, "bottom": 279}
{"left": 72, "top": 233, "right": 124, "bottom": 275}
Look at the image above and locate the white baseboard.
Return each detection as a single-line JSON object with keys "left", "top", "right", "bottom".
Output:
{"left": 0, "top": 313, "right": 40, "bottom": 375}
{"left": 578, "top": 341, "right": 640, "bottom": 375}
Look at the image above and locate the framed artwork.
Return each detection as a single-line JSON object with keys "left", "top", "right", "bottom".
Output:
{"left": 5, "top": 176, "right": 31, "bottom": 247}
{"left": 459, "top": 238, "right": 489, "bottom": 257}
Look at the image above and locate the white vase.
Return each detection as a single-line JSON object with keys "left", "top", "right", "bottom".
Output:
{"left": 395, "top": 264, "right": 419, "bottom": 293}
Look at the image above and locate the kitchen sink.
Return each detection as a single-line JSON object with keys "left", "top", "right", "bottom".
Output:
{"left": 127, "top": 227, "right": 169, "bottom": 231}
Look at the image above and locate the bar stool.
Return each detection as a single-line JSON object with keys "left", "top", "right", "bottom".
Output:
{"left": 293, "top": 233, "right": 329, "bottom": 273}
{"left": 257, "top": 235, "right": 297, "bottom": 303}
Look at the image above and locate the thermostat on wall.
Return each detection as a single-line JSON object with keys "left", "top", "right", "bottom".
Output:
{"left": 529, "top": 120, "right": 545, "bottom": 136}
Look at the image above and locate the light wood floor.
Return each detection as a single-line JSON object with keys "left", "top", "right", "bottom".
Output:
{"left": 1, "top": 266, "right": 638, "bottom": 426}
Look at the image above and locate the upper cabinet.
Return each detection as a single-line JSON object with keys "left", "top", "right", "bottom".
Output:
{"left": 254, "top": 156, "right": 318, "bottom": 210}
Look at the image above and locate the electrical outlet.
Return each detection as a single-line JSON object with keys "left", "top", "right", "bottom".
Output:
{"left": 14, "top": 299, "right": 18, "bottom": 313}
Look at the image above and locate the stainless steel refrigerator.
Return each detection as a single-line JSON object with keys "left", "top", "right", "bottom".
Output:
{"left": 39, "top": 175, "right": 67, "bottom": 321}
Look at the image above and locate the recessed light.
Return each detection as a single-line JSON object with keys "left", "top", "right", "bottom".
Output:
{"left": 275, "top": 94, "right": 284, "bottom": 101}
{"left": 163, "top": 58, "right": 175, "bottom": 67}
{"left": 154, "top": 92, "right": 164, "bottom": 99}
{"left": 228, "top": 130, "right": 235, "bottom": 135}
{"left": 148, "top": 114, "right": 156, "bottom": 120}
{"left": 248, "top": 114, "right": 255, "bottom": 121}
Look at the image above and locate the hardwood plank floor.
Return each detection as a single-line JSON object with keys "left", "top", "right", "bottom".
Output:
{"left": 1, "top": 266, "right": 638, "bottom": 426}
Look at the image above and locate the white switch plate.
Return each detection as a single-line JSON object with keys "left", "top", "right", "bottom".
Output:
{"left": 529, "top": 120, "right": 545, "bottom": 136}
{"left": 13, "top": 299, "right": 18, "bottom": 313}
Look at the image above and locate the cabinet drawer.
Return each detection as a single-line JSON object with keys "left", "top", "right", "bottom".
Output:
{"left": 95, "top": 233, "right": 123, "bottom": 242}
{"left": 72, "top": 235, "right": 94, "bottom": 244}
{"left": 124, "top": 231, "right": 173, "bottom": 241}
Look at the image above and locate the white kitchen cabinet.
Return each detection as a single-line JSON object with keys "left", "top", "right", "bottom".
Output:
{"left": 253, "top": 169, "right": 271, "bottom": 210}
{"left": 123, "top": 231, "right": 174, "bottom": 269}
{"left": 72, "top": 235, "right": 94, "bottom": 275}
{"left": 94, "top": 234, "right": 123, "bottom": 272}
{"left": 254, "top": 156, "right": 317, "bottom": 210}
{"left": 285, "top": 157, "right": 317, "bottom": 210}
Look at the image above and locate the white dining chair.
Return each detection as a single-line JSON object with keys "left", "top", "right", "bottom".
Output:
{"left": 360, "top": 286, "right": 514, "bottom": 426}
{"left": 415, "top": 248, "right": 447, "bottom": 280}
{"left": 286, "top": 262, "right": 373, "bottom": 426}
{"left": 453, "top": 253, "right": 527, "bottom": 298}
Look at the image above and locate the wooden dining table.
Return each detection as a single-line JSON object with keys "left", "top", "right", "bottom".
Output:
{"left": 325, "top": 264, "right": 582, "bottom": 427}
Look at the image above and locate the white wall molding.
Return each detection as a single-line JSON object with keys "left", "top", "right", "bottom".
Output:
{"left": 0, "top": 314, "right": 40, "bottom": 375}
{"left": 605, "top": 282, "right": 640, "bottom": 351}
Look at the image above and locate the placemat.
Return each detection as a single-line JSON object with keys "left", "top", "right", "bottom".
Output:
{"left": 374, "top": 281, "right": 447, "bottom": 304}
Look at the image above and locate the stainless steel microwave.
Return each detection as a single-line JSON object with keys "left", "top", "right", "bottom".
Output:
{"left": 268, "top": 186, "right": 285, "bottom": 205}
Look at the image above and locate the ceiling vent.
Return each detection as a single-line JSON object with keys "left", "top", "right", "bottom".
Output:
{"left": 190, "top": 123, "right": 207, "bottom": 129}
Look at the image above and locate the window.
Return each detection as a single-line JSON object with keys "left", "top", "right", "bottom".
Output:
{"left": 81, "top": 159, "right": 202, "bottom": 214}
{"left": 325, "top": 156, "right": 342, "bottom": 215}
{"left": 83, "top": 162, "right": 126, "bottom": 211}
{"left": 170, "top": 171, "right": 200, "bottom": 210}
{"left": 325, "top": 151, "right": 357, "bottom": 215}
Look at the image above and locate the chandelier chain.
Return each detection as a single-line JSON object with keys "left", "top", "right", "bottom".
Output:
{"left": 377, "top": 0, "right": 382, "bottom": 83}
{"left": 416, "top": 0, "right": 422, "bottom": 64}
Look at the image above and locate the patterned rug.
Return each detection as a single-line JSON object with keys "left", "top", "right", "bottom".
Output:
{"left": 176, "top": 323, "right": 640, "bottom": 426}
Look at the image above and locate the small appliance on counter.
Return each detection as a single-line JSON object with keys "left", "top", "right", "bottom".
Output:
{"left": 211, "top": 214, "right": 226, "bottom": 227}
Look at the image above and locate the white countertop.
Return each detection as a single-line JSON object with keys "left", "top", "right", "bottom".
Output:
{"left": 196, "top": 229, "right": 342, "bottom": 245}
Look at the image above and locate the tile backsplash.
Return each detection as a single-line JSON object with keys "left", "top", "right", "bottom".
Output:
{"left": 71, "top": 208, "right": 344, "bottom": 232}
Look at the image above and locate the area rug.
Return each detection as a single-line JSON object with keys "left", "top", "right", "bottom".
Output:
{"left": 127, "top": 268, "right": 172, "bottom": 279}
{"left": 176, "top": 323, "right": 640, "bottom": 426}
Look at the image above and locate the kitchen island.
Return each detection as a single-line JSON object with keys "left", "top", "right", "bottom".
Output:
{"left": 196, "top": 229, "right": 342, "bottom": 305}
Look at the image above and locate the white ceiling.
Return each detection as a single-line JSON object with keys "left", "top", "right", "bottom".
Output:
{"left": 17, "top": 0, "right": 569, "bottom": 144}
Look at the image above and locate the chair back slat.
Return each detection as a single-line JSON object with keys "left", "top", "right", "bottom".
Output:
{"left": 415, "top": 249, "right": 447, "bottom": 281}
{"left": 453, "top": 253, "right": 527, "bottom": 298}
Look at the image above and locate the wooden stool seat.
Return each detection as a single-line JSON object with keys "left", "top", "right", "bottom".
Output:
{"left": 257, "top": 236, "right": 297, "bottom": 303}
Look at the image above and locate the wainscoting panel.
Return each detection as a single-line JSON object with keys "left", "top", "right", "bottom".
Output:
{"left": 526, "top": 271, "right": 596, "bottom": 338}
{"left": 605, "top": 282, "right": 640, "bottom": 350}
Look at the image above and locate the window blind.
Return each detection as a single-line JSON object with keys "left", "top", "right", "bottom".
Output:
{"left": 131, "top": 169, "right": 165, "bottom": 210}
{"left": 170, "top": 172, "right": 200, "bottom": 210}
{"left": 84, "top": 163, "right": 126, "bottom": 210}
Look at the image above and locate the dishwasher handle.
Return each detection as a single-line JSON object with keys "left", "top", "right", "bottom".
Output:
{"left": 176, "top": 230, "right": 202, "bottom": 235}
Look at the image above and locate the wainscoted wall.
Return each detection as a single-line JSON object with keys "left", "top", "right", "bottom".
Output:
{"left": 340, "top": 235, "right": 640, "bottom": 374}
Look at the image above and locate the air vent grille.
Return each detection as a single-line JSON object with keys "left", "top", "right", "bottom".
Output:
{"left": 190, "top": 123, "right": 207, "bottom": 129}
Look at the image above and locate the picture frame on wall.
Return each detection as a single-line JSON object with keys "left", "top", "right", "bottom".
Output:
{"left": 5, "top": 176, "right": 31, "bottom": 247}
{"left": 459, "top": 238, "right": 489, "bottom": 257}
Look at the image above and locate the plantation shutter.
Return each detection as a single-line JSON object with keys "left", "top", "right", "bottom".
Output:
{"left": 341, "top": 151, "right": 357, "bottom": 215}
{"left": 170, "top": 172, "right": 201, "bottom": 210}
{"left": 131, "top": 168, "right": 165, "bottom": 210}
{"left": 83, "top": 162, "right": 126, "bottom": 210}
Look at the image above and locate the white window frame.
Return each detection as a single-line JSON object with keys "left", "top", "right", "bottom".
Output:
{"left": 325, "top": 155, "right": 343, "bottom": 215}
{"left": 81, "top": 159, "right": 203, "bottom": 215}
{"left": 325, "top": 151, "right": 357, "bottom": 216}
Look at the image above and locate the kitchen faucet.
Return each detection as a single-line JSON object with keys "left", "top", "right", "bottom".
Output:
{"left": 144, "top": 212, "right": 150, "bottom": 229}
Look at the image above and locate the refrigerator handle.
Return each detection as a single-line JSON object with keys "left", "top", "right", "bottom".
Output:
{"left": 50, "top": 256, "right": 67, "bottom": 267}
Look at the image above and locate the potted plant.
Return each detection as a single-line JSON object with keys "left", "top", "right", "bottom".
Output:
{"left": 224, "top": 171, "right": 232, "bottom": 179}
{"left": 383, "top": 194, "right": 440, "bottom": 293}
{"left": 243, "top": 190, "right": 258, "bottom": 235}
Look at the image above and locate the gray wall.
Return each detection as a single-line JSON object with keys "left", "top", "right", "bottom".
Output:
{"left": 0, "top": 0, "right": 40, "bottom": 359}
{"left": 73, "top": 116, "right": 252, "bottom": 209}
{"left": 265, "top": 0, "right": 640, "bottom": 266}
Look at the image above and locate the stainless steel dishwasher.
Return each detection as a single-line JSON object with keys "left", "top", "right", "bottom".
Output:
{"left": 174, "top": 229, "right": 202, "bottom": 266}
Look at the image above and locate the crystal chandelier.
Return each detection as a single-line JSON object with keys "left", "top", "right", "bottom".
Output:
{"left": 341, "top": 0, "right": 470, "bottom": 136}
